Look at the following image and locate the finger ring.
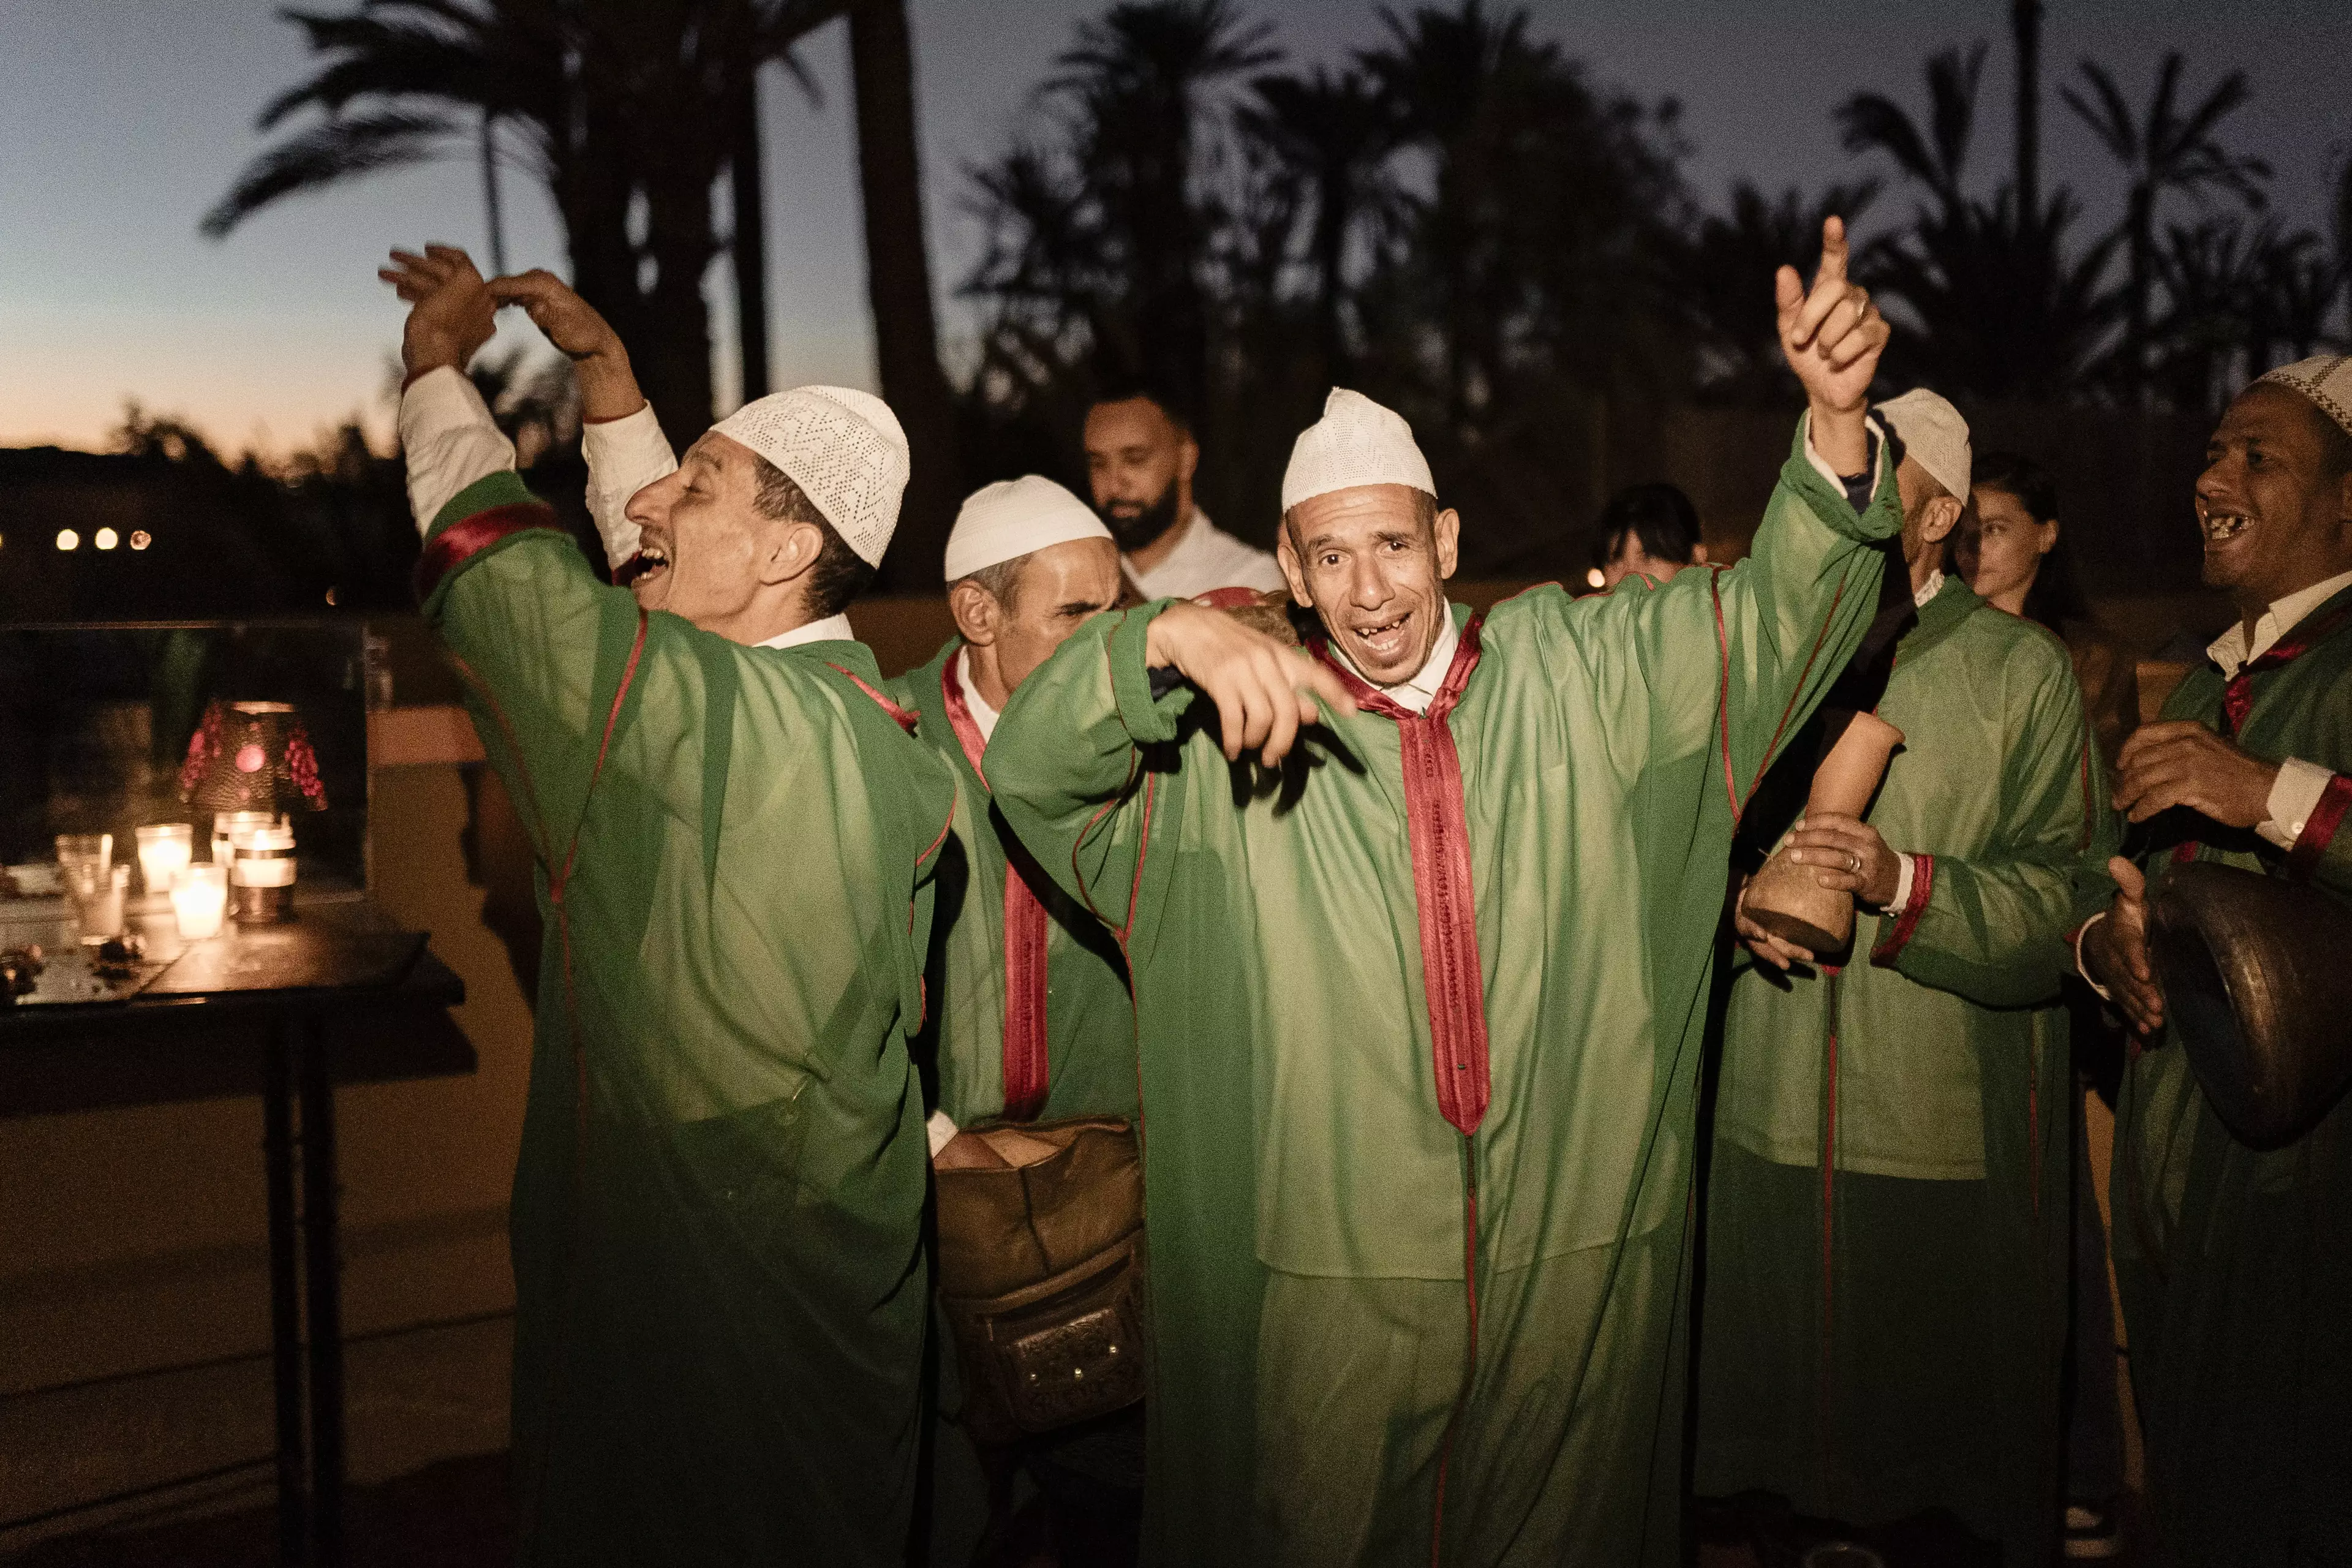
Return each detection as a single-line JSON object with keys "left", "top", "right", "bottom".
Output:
{"left": 1846, "top": 851, "right": 1860, "bottom": 872}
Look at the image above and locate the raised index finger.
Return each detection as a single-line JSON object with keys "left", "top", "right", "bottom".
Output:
{"left": 1811, "top": 216, "right": 1848, "bottom": 295}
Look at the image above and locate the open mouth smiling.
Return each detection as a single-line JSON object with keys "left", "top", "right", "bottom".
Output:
{"left": 2201, "top": 509, "right": 2253, "bottom": 545}
{"left": 619, "top": 538, "right": 671, "bottom": 587}
{"left": 1349, "top": 610, "right": 1413, "bottom": 663}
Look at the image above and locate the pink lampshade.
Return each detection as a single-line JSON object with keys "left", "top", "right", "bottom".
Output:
{"left": 178, "top": 701, "right": 329, "bottom": 815}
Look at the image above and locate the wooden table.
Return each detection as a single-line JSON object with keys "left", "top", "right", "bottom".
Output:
{"left": 0, "top": 895, "right": 470, "bottom": 1567}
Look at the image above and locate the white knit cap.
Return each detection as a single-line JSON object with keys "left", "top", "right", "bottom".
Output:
{"left": 944, "top": 476, "right": 1113, "bottom": 581}
{"left": 1876, "top": 388, "right": 1972, "bottom": 500}
{"left": 709, "top": 385, "right": 910, "bottom": 566}
{"left": 2255, "top": 354, "right": 2352, "bottom": 439}
{"left": 1280, "top": 388, "right": 1436, "bottom": 513}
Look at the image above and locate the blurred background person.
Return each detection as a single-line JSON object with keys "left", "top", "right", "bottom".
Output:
{"left": 1958, "top": 451, "right": 2138, "bottom": 769}
{"left": 1593, "top": 481, "right": 1709, "bottom": 589}
{"left": 1082, "top": 385, "right": 1284, "bottom": 600}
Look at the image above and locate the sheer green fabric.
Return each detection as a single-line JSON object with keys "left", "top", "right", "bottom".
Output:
{"left": 891, "top": 638, "right": 1137, "bottom": 1128}
{"left": 2111, "top": 583, "right": 2352, "bottom": 1566}
{"left": 1697, "top": 583, "right": 2109, "bottom": 1564}
{"left": 889, "top": 638, "right": 1140, "bottom": 1566}
{"left": 421, "top": 471, "right": 958, "bottom": 1567}
{"left": 987, "top": 420, "right": 1898, "bottom": 1566}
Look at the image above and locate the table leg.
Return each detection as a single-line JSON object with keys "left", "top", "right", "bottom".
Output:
{"left": 299, "top": 1017, "right": 345, "bottom": 1566}
{"left": 263, "top": 1022, "right": 307, "bottom": 1564}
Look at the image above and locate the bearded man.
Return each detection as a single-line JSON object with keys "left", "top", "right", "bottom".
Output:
{"left": 986, "top": 220, "right": 1898, "bottom": 1566}
{"left": 2079, "top": 355, "right": 2352, "bottom": 1565}
{"left": 1697, "top": 388, "right": 2117, "bottom": 1565}
{"left": 1084, "top": 386, "right": 1284, "bottom": 598}
{"left": 386, "top": 248, "right": 955, "bottom": 1566}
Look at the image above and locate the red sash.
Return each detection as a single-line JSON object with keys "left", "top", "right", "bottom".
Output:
{"left": 1313, "top": 619, "right": 1493, "bottom": 1137}
{"left": 941, "top": 652, "right": 1052, "bottom": 1122}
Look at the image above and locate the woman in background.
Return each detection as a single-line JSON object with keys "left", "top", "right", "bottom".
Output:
{"left": 1956, "top": 449, "right": 2131, "bottom": 1562}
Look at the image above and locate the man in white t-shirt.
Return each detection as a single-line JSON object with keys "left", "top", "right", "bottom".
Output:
{"left": 1082, "top": 386, "right": 1285, "bottom": 600}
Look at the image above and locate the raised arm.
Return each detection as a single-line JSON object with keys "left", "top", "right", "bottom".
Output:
{"left": 490, "top": 269, "right": 673, "bottom": 573}
{"left": 385, "top": 246, "right": 644, "bottom": 859}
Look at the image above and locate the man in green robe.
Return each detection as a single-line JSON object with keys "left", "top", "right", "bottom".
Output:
{"left": 1696, "top": 388, "right": 2117, "bottom": 1564}
{"left": 385, "top": 248, "right": 957, "bottom": 1565}
{"left": 886, "top": 475, "right": 1141, "bottom": 1561}
{"left": 986, "top": 220, "right": 1899, "bottom": 1566}
{"left": 2079, "top": 355, "right": 2352, "bottom": 1565}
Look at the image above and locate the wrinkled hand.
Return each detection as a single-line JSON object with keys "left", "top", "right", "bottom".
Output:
{"left": 1143, "top": 601, "right": 1357, "bottom": 766}
{"left": 1732, "top": 870, "right": 1814, "bottom": 971}
{"left": 2083, "top": 856, "right": 2165, "bottom": 1035}
{"left": 2113, "top": 720, "right": 2278, "bottom": 828}
{"left": 488, "top": 270, "right": 645, "bottom": 422}
{"left": 380, "top": 245, "right": 496, "bottom": 380}
{"left": 1783, "top": 813, "right": 1901, "bottom": 908}
{"left": 1776, "top": 217, "right": 1888, "bottom": 473}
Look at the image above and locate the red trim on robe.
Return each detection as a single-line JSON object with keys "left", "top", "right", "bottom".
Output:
{"left": 943, "top": 652, "right": 1053, "bottom": 1121}
{"left": 414, "top": 502, "right": 567, "bottom": 602}
{"left": 823, "top": 662, "right": 921, "bottom": 734}
{"left": 1869, "top": 853, "right": 1935, "bottom": 967}
{"left": 2288, "top": 771, "right": 2352, "bottom": 881}
{"left": 1311, "top": 619, "right": 1493, "bottom": 1137}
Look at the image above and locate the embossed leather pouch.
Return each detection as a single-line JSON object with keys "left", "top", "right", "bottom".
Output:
{"left": 934, "top": 1115, "right": 1145, "bottom": 1441}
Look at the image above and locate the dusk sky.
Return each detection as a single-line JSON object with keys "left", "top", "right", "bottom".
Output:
{"left": 3, "top": 0, "right": 2346, "bottom": 457}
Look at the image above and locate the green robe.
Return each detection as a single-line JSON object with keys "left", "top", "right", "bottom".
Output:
{"left": 987, "top": 418, "right": 1899, "bottom": 1567}
{"left": 888, "top": 638, "right": 1141, "bottom": 1566}
{"left": 1695, "top": 576, "right": 2116, "bottom": 1562}
{"left": 2111, "top": 581, "right": 2352, "bottom": 1566}
{"left": 891, "top": 638, "right": 1138, "bottom": 1128}
{"left": 417, "top": 469, "right": 957, "bottom": 1567}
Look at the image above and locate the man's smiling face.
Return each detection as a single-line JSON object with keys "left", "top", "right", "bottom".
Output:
{"left": 1278, "top": 483, "right": 1459, "bottom": 685}
{"left": 2196, "top": 383, "right": 2352, "bottom": 611}
{"left": 620, "top": 432, "right": 775, "bottom": 625}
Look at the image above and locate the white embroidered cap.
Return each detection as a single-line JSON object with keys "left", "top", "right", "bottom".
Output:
{"left": 944, "top": 475, "right": 1113, "bottom": 582}
{"left": 1280, "top": 388, "right": 1436, "bottom": 514}
{"left": 1875, "top": 387, "right": 1972, "bottom": 500}
{"left": 2255, "top": 355, "right": 2352, "bottom": 439}
{"left": 709, "top": 385, "right": 909, "bottom": 566}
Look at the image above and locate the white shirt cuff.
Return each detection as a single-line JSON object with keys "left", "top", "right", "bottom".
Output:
{"left": 398, "top": 367, "right": 514, "bottom": 535}
{"left": 2075, "top": 910, "right": 2113, "bottom": 1001}
{"left": 924, "top": 1109, "right": 959, "bottom": 1159}
{"left": 581, "top": 404, "right": 674, "bottom": 568}
{"left": 1879, "top": 849, "right": 1915, "bottom": 915}
{"left": 1802, "top": 409, "right": 1887, "bottom": 496}
{"left": 2256, "top": 756, "right": 2336, "bottom": 850}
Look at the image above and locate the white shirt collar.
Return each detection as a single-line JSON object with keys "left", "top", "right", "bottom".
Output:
{"left": 1122, "top": 507, "right": 1207, "bottom": 597}
{"left": 2206, "top": 567, "right": 2352, "bottom": 677}
{"left": 756, "top": 612, "right": 855, "bottom": 651}
{"left": 954, "top": 645, "right": 1003, "bottom": 744}
{"left": 1913, "top": 568, "right": 1944, "bottom": 609}
{"left": 1330, "top": 600, "right": 1460, "bottom": 715}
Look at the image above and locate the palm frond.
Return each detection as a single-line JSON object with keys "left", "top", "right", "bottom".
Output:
{"left": 201, "top": 108, "right": 459, "bottom": 238}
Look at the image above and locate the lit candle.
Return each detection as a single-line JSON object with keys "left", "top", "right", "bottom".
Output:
{"left": 170, "top": 864, "right": 229, "bottom": 940}
{"left": 135, "top": 823, "right": 194, "bottom": 897}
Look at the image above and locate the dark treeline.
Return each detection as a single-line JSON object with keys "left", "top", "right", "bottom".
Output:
{"left": 22, "top": 0, "right": 2343, "bottom": 614}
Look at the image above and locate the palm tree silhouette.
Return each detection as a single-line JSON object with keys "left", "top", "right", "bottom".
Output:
{"left": 1238, "top": 66, "right": 1395, "bottom": 382}
{"left": 2060, "top": 53, "right": 2271, "bottom": 401}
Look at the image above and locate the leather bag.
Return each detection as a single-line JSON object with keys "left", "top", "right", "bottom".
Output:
{"left": 933, "top": 1115, "right": 1145, "bottom": 1442}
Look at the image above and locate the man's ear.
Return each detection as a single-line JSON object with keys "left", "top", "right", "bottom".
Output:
{"left": 1921, "top": 492, "right": 1962, "bottom": 546}
{"left": 949, "top": 579, "right": 1001, "bottom": 647}
{"left": 756, "top": 518, "right": 826, "bottom": 589}
{"left": 1433, "top": 507, "right": 1461, "bottom": 581}
{"left": 1177, "top": 432, "right": 1199, "bottom": 487}
{"left": 1275, "top": 518, "right": 1314, "bottom": 608}
{"left": 2040, "top": 516, "right": 2062, "bottom": 557}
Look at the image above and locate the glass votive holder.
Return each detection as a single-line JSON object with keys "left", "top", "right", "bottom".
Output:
{"left": 211, "top": 811, "right": 278, "bottom": 867}
{"left": 171, "top": 864, "right": 230, "bottom": 940}
{"left": 56, "top": 832, "right": 113, "bottom": 878}
{"left": 230, "top": 823, "right": 297, "bottom": 924}
{"left": 135, "top": 823, "right": 194, "bottom": 897}
{"left": 68, "top": 861, "right": 130, "bottom": 938}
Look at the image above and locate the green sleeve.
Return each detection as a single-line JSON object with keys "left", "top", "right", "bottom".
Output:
{"left": 985, "top": 601, "right": 1195, "bottom": 930}
{"left": 1877, "top": 650, "right": 2119, "bottom": 1005}
{"left": 1711, "top": 418, "right": 1904, "bottom": 788}
{"left": 418, "top": 469, "right": 647, "bottom": 864}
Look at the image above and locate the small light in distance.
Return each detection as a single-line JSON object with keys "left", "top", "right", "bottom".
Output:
{"left": 129, "top": 530, "right": 152, "bottom": 551}
{"left": 56, "top": 529, "right": 80, "bottom": 551}
{"left": 1585, "top": 567, "right": 1605, "bottom": 589}
{"left": 324, "top": 587, "right": 339, "bottom": 606}
{"left": 94, "top": 527, "right": 119, "bottom": 551}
